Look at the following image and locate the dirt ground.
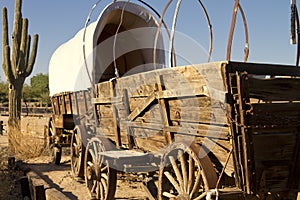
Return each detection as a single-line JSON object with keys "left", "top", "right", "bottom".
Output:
{"left": 0, "top": 115, "right": 150, "bottom": 200}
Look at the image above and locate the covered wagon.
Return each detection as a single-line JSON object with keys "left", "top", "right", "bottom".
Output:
{"left": 48, "top": 1, "right": 300, "bottom": 199}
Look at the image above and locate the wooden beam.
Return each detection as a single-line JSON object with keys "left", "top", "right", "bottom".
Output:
{"left": 124, "top": 121, "right": 229, "bottom": 140}
{"left": 237, "top": 72, "right": 256, "bottom": 194}
{"left": 110, "top": 81, "right": 121, "bottom": 147}
{"left": 91, "top": 96, "right": 123, "bottom": 105}
{"left": 127, "top": 92, "right": 156, "bottom": 121}
{"left": 156, "top": 75, "right": 174, "bottom": 144}
{"left": 123, "top": 89, "right": 135, "bottom": 149}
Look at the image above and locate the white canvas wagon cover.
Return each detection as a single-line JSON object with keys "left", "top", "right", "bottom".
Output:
{"left": 49, "top": 1, "right": 165, "bottom": 96}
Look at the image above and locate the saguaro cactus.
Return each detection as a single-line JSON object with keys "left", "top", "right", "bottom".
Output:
{"left": 2, "top": 0, "right": 38, "bottom": 141}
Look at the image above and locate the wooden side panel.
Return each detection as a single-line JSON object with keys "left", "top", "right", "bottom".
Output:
{"left": 247, "top": 77, "right": 300, "bottom": 101}
{"left": 233, "top": 71, "right": 300, "bottom": 194}
{"left": 76, "top": 91, "right": 88, "bottom": 116}
{"left": 252, "top": 131, "right": 298, "bottom": 192}
{"left": 64, "top": 93, "right": 72, "bottom": 114}
{"left": 250, "top": 103, "right": 300, "bottom": 127}
{"left": 94, "top": 63, "right": 233, "bottom": 174}
{"left": 51, "top": 97, "right": 60, "bottom": 115}
{"left": 59, "top": 95, "right": 66, "bottom": 114}
{"left": 71, "top": 92, "right": 79, "bottom": 116}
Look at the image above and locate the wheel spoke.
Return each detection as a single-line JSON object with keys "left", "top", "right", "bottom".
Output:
{"left": 89, "top": 148, "right": 96, "bottom": 161}
{"left": 158, "top": 143, "right": 216, "bottom": 200}
{"left": 178, "top": 150, "right": 188, "bottom": 193}
{"left": 190, "top": 169, "right": 202, "bottom": 198}
{"left": 194, "top": 191, "right": 208, "bottom": 200}
{"left": 100, "top": 180, "right": 104, "bottom": 200}
{"left": 73, "top": 143, "right": 77, "bottom": 148}
{"left": 49, "top": 127, "right": 54, "bottom": 135}
{"left": 169, "top": 155, "right": 184, "bottom": 193}
{"left": 101, "top": 177, "right": 108, "bottom": 195}
{"left": 75, "top": 133, "right": 80, "bottom": 141}
{"left": 91, "top": 180, "right": 97, "bottom": 193}
{"left": 101, "top": 173, "right": 108, "bottom": 181}
{"left": 164, "top": 171, "right": 182, "bottom": 194}
{"left": 162, "top": 192, "right": 177, "bottom": 198}
{"left": 88, "top": 161, "right": 94, "bottom": 167}
{"left": 188, "top": 154, "right": 194, "bottom": 194}
{"left": 96, "top": 181, "right": 100, "bottom": 199}
{"left": 101, "top": 165, "right": 108, "bottom": 172}
{"left": 93, "top": 142, "right": 98, "bottom": 161}
{"left": 73, "top": 159, "right": 78, "bottom": 169}
{"left": 85, "top": 138, "right": 117, "bottom": 200}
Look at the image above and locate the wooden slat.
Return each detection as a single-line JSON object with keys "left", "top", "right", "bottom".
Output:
{"left": 247, "top": 77, "right": 300, "bottom": 101}
{"left": 124, "top": 121, "right": 229, "bottom": 140}
{"left": 91, "top": 96, "right": 123, "bottom": 104}
{"left": 249, "top": 103, "right": 300, "bottom": 127}
{"left": 228, "top": 61, "right": 300, "bottom": 77}
{"left": 237, "top": 72, "right": 256, "bottom": 194}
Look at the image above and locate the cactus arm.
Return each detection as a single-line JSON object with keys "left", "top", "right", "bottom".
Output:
{"left": 2, "top": 7, "right": 15, "bottom": 83}
{"left": 3, "top": 46, "right": 15, "bottom": 84}
{"left": 24, "top": 34, "right": 30, "bottom": 69}
{"left": 19, "top": 18, "right": 28, "bottom": 73}
{"left": 24, "top": 34, "right": 38, "bottom": 77}
{"left": 11, "top": 0, "right": 22, "bottom": 75}
{"left": 2, "top": 7, "right": 9, "bottom": 50}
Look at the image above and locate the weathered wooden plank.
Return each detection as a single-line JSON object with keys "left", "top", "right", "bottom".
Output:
{"left": 227, "top": 61, "right": 300, "bottom": 76}
{"left": 247, "top": 77, "right": 300, "bottom": 101}
{"left": 91, "top": 96, "right": 123, "bottom": 104}
{"left": 123, "top": 121, "right": 229, "bottom": 140}
{"left": 248, "top": 103, "right": 300, "bottom": 127}
{"left": 251, "top": 133, "right": 298, "bottom": 191}
{"left": 45, "top": 188, "right": 69, "bottom": 200}
{"left": 97, "top": 81, "right": 111, "bottom": 98}
{"left": 72, "top": 92, "right": 79, "bottom": 116}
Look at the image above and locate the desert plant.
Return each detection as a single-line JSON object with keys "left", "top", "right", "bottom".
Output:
{"left": 2, "top": 0, "right": 39, "bottom": 153}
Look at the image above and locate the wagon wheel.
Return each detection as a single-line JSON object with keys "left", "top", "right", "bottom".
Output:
{"left": 158, "top": 142, "right": 218, "bottom": 200}
{"left": 84, "top": 137, "right": 117, "bottom": 200}
{"left": 71, "top": 125, "right": 86, "bottom": 178}
{"left": 48, "top": 117, "right": 61, "bottom": 165}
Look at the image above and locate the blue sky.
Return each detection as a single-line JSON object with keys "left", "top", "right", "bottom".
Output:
{"left": 0, "top": 0, "right": 298, "bottom": 83}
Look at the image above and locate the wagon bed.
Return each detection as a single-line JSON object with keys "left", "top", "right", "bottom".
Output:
{"left": 77, "top": 61, "right": 299, "bottom": 199}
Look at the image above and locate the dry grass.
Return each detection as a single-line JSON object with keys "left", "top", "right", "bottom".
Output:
{"left": 0, "top": 115, "right": 49, "bottom": 199}
{"left": 8, "top": 116, "right": 49, "bottom": 160}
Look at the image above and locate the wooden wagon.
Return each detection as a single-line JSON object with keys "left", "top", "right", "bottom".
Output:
{"left": 48, "top": 90, "right": 91, "bottom": 164}
{"left": 48, "top": 1, "right": 300, "bottom": 199}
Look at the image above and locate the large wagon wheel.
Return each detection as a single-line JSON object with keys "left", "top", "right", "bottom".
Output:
{"left": 71, "top": 125, "right": 86, "bottom": 178}
{"left": 84, "top": 137, "right": 117, "bottom": 200}
{"left": 48, "top": 117, "right": 61, "bottom": 165}
{"left": 158, "top": 142, "right": 218, "bottom": 200}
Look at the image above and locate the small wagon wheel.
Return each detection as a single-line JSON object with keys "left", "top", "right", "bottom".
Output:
{"left": 48, "top": 117, "right": 61, "bottom": 165}
{"left": 84, "top": 137, "right": 117, "bottom": 200}
{"left": 158, "top": 142, "right": 218, "bottom": 200}
{"left": 71, "top": 125, "right": 86, "bottom": 178}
